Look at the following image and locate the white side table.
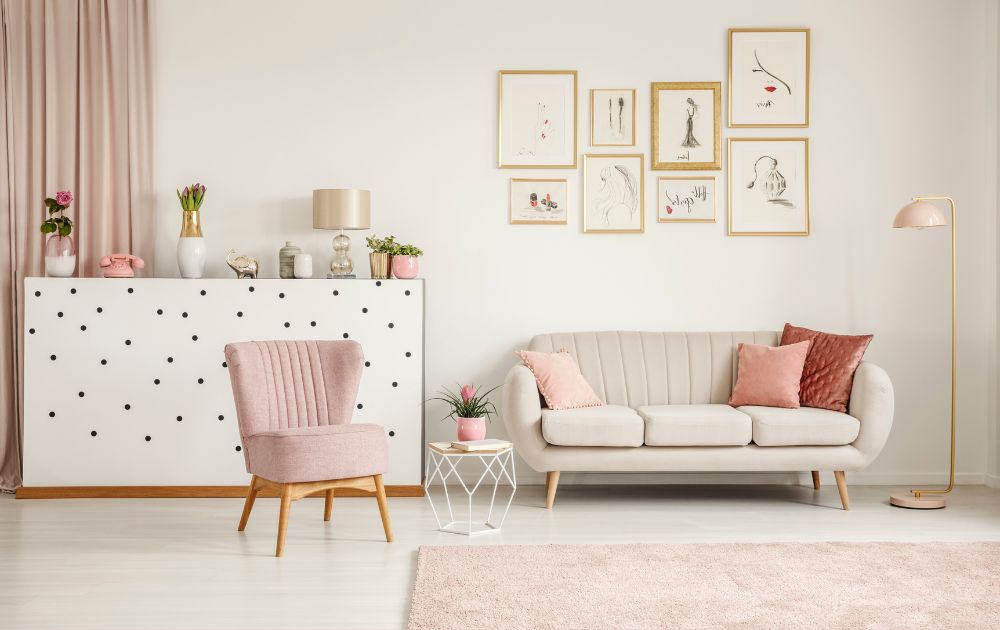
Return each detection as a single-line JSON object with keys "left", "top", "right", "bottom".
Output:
{"left": 424, "top": 442, "right": 517, "bottom": 536}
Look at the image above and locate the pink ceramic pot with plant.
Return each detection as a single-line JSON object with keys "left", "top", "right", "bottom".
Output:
{"left": 391, "top": 243, "right": 422, "bottom": 279}
{"left": 427, "top": 383, "right": 500, "bottom": 442}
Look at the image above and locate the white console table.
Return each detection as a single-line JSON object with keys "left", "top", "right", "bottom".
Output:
{"left": 19, "top": 278, "right": 424, "bottom": 497}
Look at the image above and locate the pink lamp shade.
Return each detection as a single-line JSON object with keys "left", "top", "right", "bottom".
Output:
{"left": 892, "top": 200, "right": 948, "bottom": 229}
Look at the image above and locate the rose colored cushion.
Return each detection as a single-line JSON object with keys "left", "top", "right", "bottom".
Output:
{"left": 781, "top": 323, "right": 874, "bottom": 413}
{"left": 728, "top": 341, "right": 811, "bottom": 409}
{"left": 517, "top": 349, "right": 604, "bottom": 411}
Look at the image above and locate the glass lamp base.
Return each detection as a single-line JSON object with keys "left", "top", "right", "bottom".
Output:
{"left": 330, "top": 232, "right": 354, "bottom": 275}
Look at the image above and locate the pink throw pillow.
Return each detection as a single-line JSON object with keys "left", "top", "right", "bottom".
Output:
{"left": 517, "top": 349, "right": 604, "bottom": 410}
{"left": 781, "top": 323, "right": 873, "bottom": 413}
{"left": 729, "top": 341, "right": 811, "bottom": 409}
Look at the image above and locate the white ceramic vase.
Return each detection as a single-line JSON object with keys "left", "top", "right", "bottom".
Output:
{"left": 177, "top": 237, "right": 207, "bottom": 279}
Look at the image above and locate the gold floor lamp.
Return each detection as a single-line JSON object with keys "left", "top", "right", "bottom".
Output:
{"left": 890, "top": 196, "right": 956, "bottom": 509}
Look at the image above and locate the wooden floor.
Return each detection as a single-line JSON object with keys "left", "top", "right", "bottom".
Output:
{"left": 2, "top": 482, "right": 1000, "bottom": 629}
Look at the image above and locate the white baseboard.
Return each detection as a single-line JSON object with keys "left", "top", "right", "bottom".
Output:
{"left": 986, "top": 474, "right": 1000, "bottom": 489}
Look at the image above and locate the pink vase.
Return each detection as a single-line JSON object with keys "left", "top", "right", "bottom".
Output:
{"left": 391, "top": 255, "right": 419, "bottom": 279}
{"left": 456, "top": 417, "right": 487, "bottom": 442}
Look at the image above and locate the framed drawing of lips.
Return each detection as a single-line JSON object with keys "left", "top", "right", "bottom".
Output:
{"left": 729, "top": 28, "right": 810, "bottom": 128}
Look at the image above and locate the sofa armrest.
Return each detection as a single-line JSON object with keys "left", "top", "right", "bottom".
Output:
{"left": 501, "top": 364, "right": 548, "bottom": 470}
{"left": 848, "top": 361, "right": 895, "bottom": 466}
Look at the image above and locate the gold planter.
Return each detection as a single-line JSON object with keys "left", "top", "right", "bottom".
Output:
{"left": 369, "top": 252, "right": 392, "bottom": 279}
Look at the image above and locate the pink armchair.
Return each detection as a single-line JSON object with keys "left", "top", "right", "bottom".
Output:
{"left": 224, "top": 340, "right": 392, "bottom": 556}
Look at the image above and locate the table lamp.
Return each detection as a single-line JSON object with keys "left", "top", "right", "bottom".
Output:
{"left": 890, "top": 196, "right": 956, "bottom": 509}
{"left": 313, "top": 189, "right": 371, "bottom": 278}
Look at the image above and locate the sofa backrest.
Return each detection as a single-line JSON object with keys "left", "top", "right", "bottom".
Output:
{"left": 528, "top": 331, "right": 779, "bottom": 407}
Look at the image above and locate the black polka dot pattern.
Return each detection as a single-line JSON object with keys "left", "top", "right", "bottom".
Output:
{"left": 388, "top": 430, "right": 395, "bottom": 437}
{"left": 145, "top": 436, "right": 151, "bottom": 442}
{"left": 71, "top": 288, "right": 77, "bottom": 295}
{"left": 235, "top": 445, "right": 242, "bottom": 452}
{"left": 90, "top": 430, "right": 97, "bottom": 436}
{"left": 96, "top": 307, "right": 103, "bottom": 313}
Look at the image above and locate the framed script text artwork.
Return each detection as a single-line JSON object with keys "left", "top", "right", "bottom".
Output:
{"left": 509, "top": 178, "right": 569, "bottom": 225}
{"left": 591, "top": 89, "right": 636, "bottom": 147}
{"left": 583, "top": 153, "right": 644, "bottom": 234}
{"left": 657, "top": 177, "right": 716, "bottom": 223}
{"left": 728, "top": 138, "right": 809, "bottom": 236}
{"left": 729, "top": 28, "right": 810, "bottom": 127}
{"left": 498, "top": 70, "right": 578, "bottom": 168}
{"left": 651, "top": 82, "right": 721, "bottom": 170}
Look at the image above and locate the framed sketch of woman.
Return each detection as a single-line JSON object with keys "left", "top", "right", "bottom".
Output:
{"left": 651, "top": 82, "right": 721, "bottom": 170}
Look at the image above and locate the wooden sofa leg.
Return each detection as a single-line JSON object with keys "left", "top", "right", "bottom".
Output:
{"left": 545, "top": 471, "right": 560, "bottom": 509}
{"left": 238, "top": 475, "right": 260, "bottom": 531}
{"left": 275, "top": 484, "right": 293, "bottom": 557}
{"left": 324, "top": 489, "right": 334, "bottom": 522}
{"left": 834, "top": 471, "right": 850, "bottom": 511}
{"left": 374, "top": 474, "right": 393, "bottom": 542}
{"left": 811, "top": 471, "right": 820, "bottom": 490}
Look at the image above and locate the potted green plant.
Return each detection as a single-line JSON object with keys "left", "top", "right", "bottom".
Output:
{"left": 391, "top": 242, "right": 423, "bottom": 279}
{"left": 427, "top": 384, "right": 500, "bottom": 441}
{"left": 366, "top": 235, "right": 396, "bottom": 279}
{"left": 40, "top": 190, "right": 76, "bottom": 277}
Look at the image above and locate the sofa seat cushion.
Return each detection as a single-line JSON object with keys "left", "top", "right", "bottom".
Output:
{"left": 541, "top": 405, "right": 644, "bottom": 447}
{"left": 740, "top": 406, "right": 860, "bottom": 446}
{"left": 638, "top": 405, "right": 752, "bottom": 446}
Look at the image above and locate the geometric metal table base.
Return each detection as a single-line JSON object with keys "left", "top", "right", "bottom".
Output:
{"left": 424, "top": 443, "right": 517, "bottom": 536}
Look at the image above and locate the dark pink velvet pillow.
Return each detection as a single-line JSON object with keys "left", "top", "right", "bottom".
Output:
{"left": 780, "top": 323, "right": 873, "bottom": 413}
{"left": 729, "top": 341, "right": 811, "bottom": 408}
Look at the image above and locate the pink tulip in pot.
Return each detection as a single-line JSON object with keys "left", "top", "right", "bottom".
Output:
{"left": 427, "top": 382, "right": 500, "bottom": 443}
{"left": 391, "top": 243, "right": 422, "bottom": 279}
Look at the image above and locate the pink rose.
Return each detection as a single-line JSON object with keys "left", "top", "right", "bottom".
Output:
{"left": 55, "top": 190, "right": 73, "bottom": 206}
{"left": 460, "top": 385, "right": 475, "bottom": 403}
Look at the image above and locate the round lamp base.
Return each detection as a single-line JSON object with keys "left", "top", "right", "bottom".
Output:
{"left": 889, "top": 494, "right": 946, "bottom": 509}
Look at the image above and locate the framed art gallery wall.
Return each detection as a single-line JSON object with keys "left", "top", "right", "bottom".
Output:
{"left": 153, "top": 0, "right": 1000, "bottom": 486}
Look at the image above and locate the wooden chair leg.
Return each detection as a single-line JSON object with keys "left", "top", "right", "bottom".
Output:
{"left": 545, "top": 471, "right": 560, "bottom": 509}
{"left": 238, "top": 475, "right": 260, "bottom": 531}
{"left": 324, "top": 489, "right": 334, "bottom": 522}
{"left": 834, "top": 471, "right": 850, "bottom": 511}
{"left": 811, "top": 471, "right": 821, "bottom": 491}
{"left": 275, "top": 484, "right": 293, "bottom": 557}
{"left": 373, "top": 474, "right": 393, "bottom": 542}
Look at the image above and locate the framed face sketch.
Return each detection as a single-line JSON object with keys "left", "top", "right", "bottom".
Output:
{"left": 591, "top": 89, "right": 636, "bottom": 146}
{"left": 729, "top": 28, "right": 810, "bottom": 127}
{"left": 583, "top": 154, "right": 644, "bottom": 234}
{"left": 509, "top": 178, "right": 568, "bottom": 225}
{"left": 728, "top": 138, "right": 809, "bottom": 236}
{"left": 498, "top": 70, "right": 578, "bottom": 168}
{"left": 657, "top": 177, "right": 716, "bottom": 223}
{"left": 651, "top": 82, "right": 721, "bottom": 170}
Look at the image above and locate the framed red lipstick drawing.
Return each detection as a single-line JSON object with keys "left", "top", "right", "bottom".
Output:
{"left": 509, "top": 178, "right": 568, "bottom": 225}
{"left": 729, "top": 28, "right": 810, "bottom": 128}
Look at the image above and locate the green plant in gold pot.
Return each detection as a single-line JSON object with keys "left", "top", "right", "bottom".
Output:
{"left": 366, "top": 235, "right": 396, "bottom": 280}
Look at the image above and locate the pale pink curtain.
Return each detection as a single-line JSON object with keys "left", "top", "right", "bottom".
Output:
{"left": 0, "top": 0, "right": 153, "bottom": 490}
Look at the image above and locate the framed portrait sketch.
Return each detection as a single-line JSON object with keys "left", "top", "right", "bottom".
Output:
{"left": 651, "top": 82, "right": 721, "bottom": 170}
{"left": 498, "top": 70, "right": 577, "bottom": 168}
{"left": 657, "top": 177, "right": 716, "bottom": 223}
{"left": 509, "top": 178, "right": 568, "bottom": 225}
{"left": 729, "top": 28, "right": 810, "bottom": 127}
{"left": 591, "top": 89, "right": 636, "bottom": 146}
{"left": 583, "top": 153, "right": 644, "bottom": 234}
{"left": 728, "top": 138, "right": 809, "bottom": 236}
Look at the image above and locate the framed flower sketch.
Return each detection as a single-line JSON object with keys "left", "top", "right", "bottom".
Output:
{"left": 657, "top": 177, "right": 716, "bottom": 223}
{"left": 591, "top": 89, "right": 636, "bottom": 146}
{"left": 651, "top": 82, "right": 721, "bottom": 170}
{"left": 728, "top": 138, "right": 809, "bottom": 236}
{"left": 498, "top": 70, "right": 578, "bottom": 168}
{"left": 509, "top": 178, "right": 568, "bottom": 225}
{"left": 583, "top": 153, "right": 644, "bottom": 234}
{"left": 729, "top": 28, "right": 810, "bottom": 127}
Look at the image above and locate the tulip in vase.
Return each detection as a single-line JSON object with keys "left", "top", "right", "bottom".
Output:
{"left": 428, "top": 383, "right": 500, "bottom": 442}
{"left": 176, "top": 182, "right": 207, "bottom": 279}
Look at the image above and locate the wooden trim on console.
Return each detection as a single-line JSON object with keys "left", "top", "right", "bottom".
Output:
{"left": 15, "top": 484, "right": 424, "bottom": 499}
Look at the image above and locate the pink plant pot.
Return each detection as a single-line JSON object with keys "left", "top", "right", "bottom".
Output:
{"left": 391, "top": 255, "right": 419, "bottom": 279}
{"left": 456, "top": 417, "right": 487, "bottom": 442}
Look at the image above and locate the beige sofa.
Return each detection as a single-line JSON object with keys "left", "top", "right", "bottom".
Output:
{"left": 501, "top": 331, "right": 894, "bottom": 510}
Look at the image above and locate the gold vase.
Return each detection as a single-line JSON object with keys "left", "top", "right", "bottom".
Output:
{"left": 369, "top": 252, "right": 391, "bottom": 279}
{"left": 180, "top": 210, "right": 203, "bottom": 237}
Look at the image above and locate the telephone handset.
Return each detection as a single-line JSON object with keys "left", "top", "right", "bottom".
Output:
{"left": 99, "top": 254, "right": 145, "bottom": 278}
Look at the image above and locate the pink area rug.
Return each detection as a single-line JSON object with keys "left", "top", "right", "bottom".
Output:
{"left": 408, "top": 542, "right": 1000, "bottom": 629}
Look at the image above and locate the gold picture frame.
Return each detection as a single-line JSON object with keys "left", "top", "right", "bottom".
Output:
{"left": 591, "top": 88, "right": 637, "bottom": 147}
{"left": 651, "top": 82, "right": 721, "bottom": 170}
{"left": 728, "top": 28, "right": 810, "bottom": 128}
{"left": 498, "top": 70, "right": 578, "bottom": 168}
{"left": 728, "top": 137, "right": 810, "bottom": 236}
{"left": 509, "top": 178, "right": 569, "bottom": 225}
{"left": 657, "top": 176, "right": 716, "bottom": 223}
{"left": 583, "top": 153, "right": 645, "bottom": 234}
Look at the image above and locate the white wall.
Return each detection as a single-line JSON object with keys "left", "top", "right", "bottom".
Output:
{"left": 153, "top": 0, "right": 999, "bottom": 485}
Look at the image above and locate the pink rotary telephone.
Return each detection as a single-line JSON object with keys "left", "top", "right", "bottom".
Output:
{"left": 99, "top": 254, "right": 145, "bottom": 278}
